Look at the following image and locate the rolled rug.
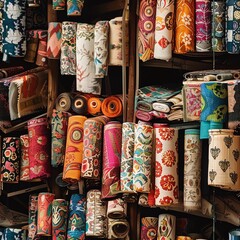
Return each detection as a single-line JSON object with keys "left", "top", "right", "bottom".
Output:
{"left": 53, "top": 0, "right": 65, "bottom": 10}
{"left": 28, "top": 195, "right": 38, "bottom": 240}
{"left": 108, "top": 218, "right": 130, "bottom": 239}
{"left": 36, "top": 30, "right": 48, "bottom": 66}
{"left": 141, "top": 217, "right": 158, "bottom": 240}
{"left": 67, "top": 0, "right": 84, "bottom": 16}
{"left": 101, "top": 95, "right": 123, "bottom": 118}
{"left": 107, "top": 198, "right": 127, "bottom": 219}
{"left": 71, "top": 93, "right": 89, "bottom": 115}
{"left": 157, "top": 214, "right": 176, "bottom": 240}
{"left": 20, "top": 134, "right": 30, "bottom": 181}
{"left": 0, "top": 66, "right": 24, "bottom": 79}
{"left": 87, "top": 97, "right": 103, "bottom": 116}
{"left": 24, "top": 30, "right": 39, "bottom": 63}
{"left": 55, "top": 92, "right": 75, "bottom": 112}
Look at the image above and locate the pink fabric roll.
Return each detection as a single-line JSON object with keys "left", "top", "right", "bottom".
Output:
{"left": 20, "top": 134, "right": 30, "bottom": 181}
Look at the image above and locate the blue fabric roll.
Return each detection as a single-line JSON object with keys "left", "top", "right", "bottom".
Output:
{"left": 4, "top": 228, "right": 26, "bottom": 239}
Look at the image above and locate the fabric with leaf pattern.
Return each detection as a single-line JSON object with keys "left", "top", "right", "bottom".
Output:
{"left": 157, "top": 214, "right": 176, "bottom": 240}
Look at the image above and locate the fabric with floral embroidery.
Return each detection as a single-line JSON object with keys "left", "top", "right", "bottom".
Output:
{"left": 157, "top": 214, "right": 176, "bottom": 239}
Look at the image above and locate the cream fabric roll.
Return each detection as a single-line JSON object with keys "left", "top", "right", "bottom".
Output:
{"left": 108, "top": 218, "right": 130, "bottom": 239}
{"left": 107, "top": 198, "right": 127, "bottom": 219}
{"left": 157, "top": 214, "right": 176, "bottom": 240}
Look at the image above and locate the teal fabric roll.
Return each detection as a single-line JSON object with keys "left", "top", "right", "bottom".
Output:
{"left": 4, "top": 228, "right": 27, "bottom": 239}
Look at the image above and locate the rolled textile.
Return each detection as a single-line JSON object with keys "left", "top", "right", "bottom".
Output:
{"left": 108, "top": 218, "right": 130, "bottom": 239}
{"left": 149, "top": 110, "right": 168, "bottom": 119}
{"left": 157, "top": 214, "right": 176, "bottom": 240}
{"left": 47, "top": 22, "right": 62, "bottom": 59}
{"left": 20, "top": 134, "right": 30, "bottom": 181}
{"left": 36, "top": 30, "right": 48, "bottom": 66}
{"left": 37, "top": 192, "right": 55, "bottom": 236}
{"left": 107, "top": 198, "right": 127, "bottom": 219}
{"left": 94, "top": 20, "right": 109, "bottom": 78}
{"left": 212, "top": 1, "right": 225, "bottom": 52}
{"left": 138, "top": 193, "right": 149, "bottom": 206}
{"left": 101, "top": 121, "right": 122, "bottom": 199}
{"left": 27, "top": 0, "right": 40, "bottom": 7}
{"left": 120, "top": 122, "right": 135, "bottom": 193}
{"left": 133, "top": 122, "right": 153, "bottom": 193}
{"left": 101, "top": 95, "right": 123, "bottom": 118}
{"left": 154, "top": 0, "right": 175, "bottom": 61}
{"left": 28, "top": 117, "right": 51, "bottom": 180}
{"left": 24, "top": 30, "right": 39, "bottom": 63}
{"left": 67, "top": 194, "right": 86, "bottom": 239}
{"left": 85, "top": 178, "right": 101, "bottom": 190}
{"left": 71, "top": 93, "right": 89, "bottom": 115}
{"left": 1, "top": 137, "right": 20, "bottom": 183}
{"left": 2, "top": 0, "right": 26, "bottom": 61}
{"left": 86, "top": 189, "right": 107, "bottom": 238}
{"left": 51, "top": 110, "right": 70, "bottom": 167}
{"left": 55, "top": 92, "right": 74, "bottom": 112}
{"left": 4, "top": 228, "right": 26, "bottom": 239}
{"left": 136, "top": 110, "right": 154, "bottom": 122}
{"left": 137, "top": 100, "right": 153, "bottom": 112}
{"left": 208, "top": 129, "right": 240, "bottom": 191}
{"left": 87, "top": 97, "right": 102, "bottom": 116}
{"left": 200, "top": 82, "right": 228, "bottom": 139}
{"left": 63, "top": 115, "right": 87, "bottom": 183}
{"left": 177, "top": 236, "right": 192, "bottom": 240}
{"left": 28, "top": 195, "right": 38, "bottom": 240}
{"left": 229, "top": 229, "right": 240, "bottom": 240}
{"left": 52, "top": 199, "right": 68, "bottom": 240}
{"left": 67, "top": 0, "right": 84, "bottom": 16}
{"left": 0, "top": 66, "right": 24, "bottom": 79}
{"left": 184, "top": 129, "right": 202, "bottom": 211}
{"left": 167, "top": 109, "right": 183, "bottom": 121}
{"left": 141, "top": 217, "right": 158, "bottom": 240}
{"left": 234, "top": 72, "right": 240, "bottom": 79}
{"left": 216, "top": 73, "right": 233, "bottom": 81}
{"left": 60, "top": 21, "right": 77, "bottom": 75}
{"left": 138, "top": 0, "right": 157, "bottom": 62}
{"left": 53, "top": 0, "right": 65, "bottom": 10}
{"left": 174, "top": 0, "right": 195, "bottom": 53}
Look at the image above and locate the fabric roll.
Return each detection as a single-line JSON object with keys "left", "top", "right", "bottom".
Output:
{"left": 137, "top": 100, "right": 153, "bottom": 112}
{"left": 133, "top": 122, "right": 153, "bottom": 193}
{"left": 60, "top": 21, "right": 77, "bottom": 75}
{"left": 200, "top": 82, "right": 228, "bottom": 139}
{"left": 94, "top": 20, "right": 109, "bottom": 78}
{"left": 51, "top": 110, "right": 70, "bottom": 167}
{"left": 47, "top": 22, "right": 62, "bottom": 59}
{"left": 53, "top": 0, "right": 65, "bottom": 10}
{"left": 67, "top": 0, "right": 84, "bottom": 16}
{"left": 208, "top": 129, "right": 240, "bottom": 191}
{"left": 212, "top": 1, "right": 225, "bottom": 52}
{"left": 216, "top": 73, "right": 233, "bottom": 81}
{"left": 121, "top": 122, "right": 135, "bottom": 193}
{"left": 55, "top": 92, "right": 74, "bottom": 112}
{"left": 1, "top": 137, "right": 20, "bottom": 183}
{"left": 20, "top": 134, "right": 30, "bottom": 181}
{"left": 101, "top": 121, "right": 122, "bottom": 199}
{"left": 86, "top": 189, "right": 107, "bottom": 238}
{"left": 141, "top": 217, "right": 158, "bottom": 240}
{"left": 229, "top": 229, "right": 240, "bottom": 240}
{"left": 138, "top": 0, "right": 157, "bottom": 62}
{"left": 24, "top": 30, "right": 39, "bottom": 63}
{"left": 154, "top": 126, "right": 179, "bottom": 206}
{"left": 101, "top": 95, "right": 123, "bottom": 118}
{"left": 71, "top": 93, "right": 89, "bottom": 115}
{"left": 4, "top": 228, "right": 26, "bottom": 239}
{"left": 154, "top": 0, "right": 174, "bottom": 61}
{"left": 87, "top": 97, "right": 103, "bottom": 116}
{"left": 67, "top": 194, "right": 86, "bottom": 239}
{"left": 76, "top": 23, "right": 102, "bottom": 95}
{"left": 28, "top": 195, "right": 38, "bottom": 240}
{"left": 63, "top": 115, "right": 87, "bottom": 183}
{"left": 184, "top": 129, "right": 202, "bottom": 211}
{"left": 107, "top": 198, "right": 127, "bottom": 219}
{"left": 174, "top": 0, "right": 195, "bottom": 53}
{"left": 52, "top": 199, "right": 68, "bottom": 240}
{"left": 177, "top": 236, "right": 192, "bottom": 240}
{"left": 37, "top": 192, "right": 55, "bottom": 236}
{"left": 27, "top": 0, "right": 40, "bottom": 7}
{"left": 138, "top": 193, "right": 149, "bottom": 206}
{"left": 36, "top": 30, "right": 48, "bottom": 66}
{"left": 0, "top": 66, "right": 24, "bottom": 79}
{"left": 2, "top": 0, "right": 26, "bottom": 61}
{"left": 157, "top": 214, "right": 176, "bottom": 240}
{"left": 108, "top": 218, "right": 130, "bottom": 239}
{"left": 28, "top": 117, "right": 51, "bottom": 180}
{"left": 233, "top": 71, "right": 240, "bottom": 79}
{"left": 85, "top": 178, "right": 101, "bottom": 190}
{"left": 136, "top": 110, "right": 154, "bottom": 121}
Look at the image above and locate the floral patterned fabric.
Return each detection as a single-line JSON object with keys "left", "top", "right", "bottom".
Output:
{"left": 107, "top": 198, "right": 127, "bottom": 219}
{"left": 67, "top": 0, "right": 84, "bottom": 16}
{"left": 28, "top": 195, "right": 39, "bottom": 240}
{"left": 20, "top": 134, "right": 30, "bottom": 181}
{"left": 157, "top": 214, "right": 176, "bottom": 240}
{"left": 53, "top": 0, "right": 65, "bottom": 10}
{"left": 141, "top": 217, "right": 158, "bottom": 240}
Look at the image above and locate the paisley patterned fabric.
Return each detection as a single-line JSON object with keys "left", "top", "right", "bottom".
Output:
{"left": 37, "top": 192, "right": 55, "bottom": 236}
{"left": 208, "top": 129, "right": 240, "bottom": 191}
{"left": 157, "top": 214, "right": 176, "bottom": 240}
{"left": 141, "top": 217, "right": 158, "bottom": 240}
{"left": 67, "top": 194, "right": 86, "bottom": 239}
{"left": 67, "top": 0, "right": 84, "bottom": 16}
{"left": 138, "top": 0, "right": 157, "bottom": 62}
{"left": 1, "top": 137, "right": 20, "bottom": 183}
{"left": 52, "top": 199, "right": 68, "bottom": 240}
{"left": 108, "top": 218, "right": 130, "bottom": 239}
{"left": 107, "top": 198, "right": 127, "bottom": 219}
{"left": 184, "top": 129, "right": 202, "bottom": 211}
{"left": 28, "top": 195, "right": 39, "bottom": 240}
{"left": 20, "top": 135, "right": 30, "bottom": 181}
{"left": 24, "top": 30, "right": 39, "bottom": 63}
{"left": 4, "top": 228, "right": 26, "bottom": 239}
{"left": 36, "top": 30, "right": 48, "bottom": 66}
{"left": 53, "top": 0, "right": 65, "bottom": 10}
{"left": 154, "top": 0, "right": 174, "bottom": 61}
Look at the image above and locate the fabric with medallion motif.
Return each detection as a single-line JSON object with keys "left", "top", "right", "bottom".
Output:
{"left": 141, "top": 217, "right": 158, "bottom": 240}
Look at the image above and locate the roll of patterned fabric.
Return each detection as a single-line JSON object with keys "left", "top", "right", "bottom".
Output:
{"left": 27, "top": 0, "right": 40, "bottom": 7}
{"left": 200, "top": 82, "right": 228, "bottom": 139}
{"left": 76, "top": 23, "right": 102, "bottom": 95}
{"left": 101, "top": 121, "right": 122, "bottom": 199}
{"left": 28, "top": 194, "right": 38, "bottom": 240}
{"left": 36, "top": 30, "right": 48, "bottom": 66}
{"left": 67, "top": 0, "right": 84, "bottom": 16}
{"left": 0, "top": 66, "right": 24, "bottom": 79}
{"left": 216, "top": 73, "right": 233, "bottom": 81}
{"left": 24, "top": 30, "right": 39, "bottom": 63}
{"left": 133, "top": 122, "right": 153, "bottom": 193}
{"left": 71, "top": 93, "right": 89, "bottom": 115}
{"left": 63, "top": 115, "right": 87, "bottom": 183}
{"left": 174, "top": 0, "right": 195, "bottom": 53}
{"left": 67, "top": 194, "right": 86, "bottom": 239}
{"left": 107, "top": 198, "right": 127, "bottom": 219}
{"left": 208, "top": 129, "right": 240, "bottom": 191}
{"left": 87, "top": 97, "right": 103, "bottom": 116}
{"left": 154, "top": 0, "right": 174, "bottom": 60}
{"left": 28, "top": 117, "right": 51, "bottom": 180}
{"left": 154, "top": 125, "right": 179, "bottom": 206}
{"left": 51, "top": 110, "right": 70, "bottom": 167}
{"left": 108, "top": 218, "right": 130, "bottom": 239}
{"left": 53, "top": 0, "right": 65, "bottom": 10}
{"left": 101, "top": 95, "right": 123, "bottom": 118}
{"left": 138, "top": 193, "right": 149, "bottom": 206}
{"left": 212, "top": 1, "right": 225, "bottom": 52}
{"left": 86, "top": 189, "right": 107, "bottom": 238}
{"left": 47, "top": 22, "right": 62, "bottom": 59}
{"left": 20, "top": 134, "right": 30, "bottom": 181}
{"left": 195, "top": 0, "right": 211, "bottom": 52}
{"left": 37, "top": 192, "right": 55, "bottom": 236}
{"left": 157, "top": 214, "right": 176, "bottom": 240}
{"left": 1, "top": 137, "right": 20, "bottom": 183}
{"left": 4, "top": 228, "right": 26, "bottom": 239}
{"left": 141, "top": 217, "right": 158, "bottom": 240}
{"left": 52, "top": 199, "right": 68, "bottom": 240}
{"left": 94, "top": 20, "right": 109, "bottom": 78}
{"left": 55, "top": 92, "right": 74, "bottom": 112}
{"left": 60, "top": 21, "right": 77, "bottom": 75}
{"left": 137, "top": 100, "right": 153, "bottom": 112}
{"left": 121, "top": 122, "right": 135, "bottom": 193}
{"left": 184, "top": 129, "right": 202, "bottom": 211}
{"left": 138, "top": 0, "right": 157, "bottom": 62}
{"left": 2, "top": 0, "right": 26, "bottom": 61}
{"left": 136, "top": 110, "right": 154, "bottom": 121}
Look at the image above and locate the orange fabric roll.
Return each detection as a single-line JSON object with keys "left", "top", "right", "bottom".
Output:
{"left": 101, "top": 96, "right": 123, "bottom": 118}
{"left": 87, "top": 97, "right": 103, "bottom": 116}
{"left": 63, "top": 115, "right": 87, "bottom": 184}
